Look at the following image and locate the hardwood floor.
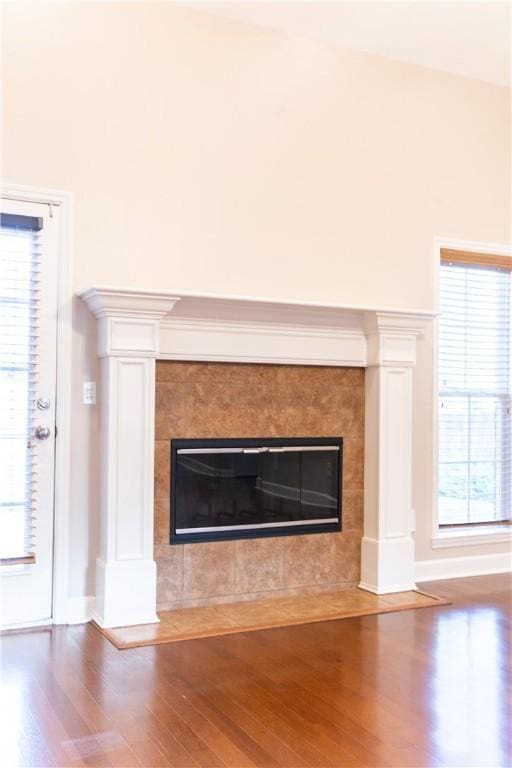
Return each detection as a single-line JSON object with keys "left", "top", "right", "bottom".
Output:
{"left": 0, "top": 574, "right": 510, "bottom": 768}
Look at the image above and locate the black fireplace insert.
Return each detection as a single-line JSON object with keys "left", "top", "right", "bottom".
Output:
{"left": 170, "top": 437, "right": 342, "bottom": 544}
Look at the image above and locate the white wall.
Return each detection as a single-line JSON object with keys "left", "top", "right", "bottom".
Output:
{"left": 2, "top": 2, "right": 510, "bottom": 599}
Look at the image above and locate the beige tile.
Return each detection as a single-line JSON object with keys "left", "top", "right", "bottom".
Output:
{"left": 283, "top": 533, "right": 336, "bottom": 588}
{"left": 187, "top": 389, "right": 267, "bottom": 438}
{"left": 155, "top": 361, "right": 190, "bottom": 383}
{"left": 273, "top": 365, "right": 363, "bottom": 389}
{"left": 154, "top": 497, "right": 170, "bottom": 544}
{"left": 330, "top": 531, "right": 361, "bottom": 583}
{"left": 157, "top": 601, "right": 183, "bottom": 612}
{"left": 343, "top": 437, "right": 364, "bottom": 490}
{"left": 155, "top": 542, "right": 182, "bottom": 564}
{"left": 224, "top": 582, "right": 354, "bottom": 604}
{"left": 336, "top": 387, "right": 365, "bottom": 436}
{"left": 324, "top": 589, "right": 381, "bottom": 611}
{"left": 217, "top": 600, "right": 289, "bottom": 627}
{"left": 181, "top": 594, "right": 246, "bottom": 608}
{"left": 155, "top": 543, "right": 183, "bottom": 605}
{"left": 379, "top": 590, "right": 439, "bottom": 607}
{"left": 184, "top": 362, "right": 275, "bottom": 387}
{"left": 155, "top": 383, "right": 187, "bottom": 440}
{"left": 274, "top": 595, "right": 342, "bottom": 621}
{"left": 183, "top": 541, "right": 236, "bottom": 600}
{"left": 154, "top": 440, "right": 170, "bottom": 499}
{"left": 104, "top": 621, "right": 174, "bottom": 647}
{"left": 164, "top": 605, "right": 238, "bottom": 634}
{"left": 342, "top": 490, "right": 364, "bottom": 530}
{"left": 184, "top": 383, "right": 232, "bottom": 438}
{"left": 235, "top": 537, "right": 285, "bottom": 594}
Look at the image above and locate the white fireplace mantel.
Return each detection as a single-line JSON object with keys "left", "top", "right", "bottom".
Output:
{"left": 80, "top": 286, "right": 434, "bottom": 628}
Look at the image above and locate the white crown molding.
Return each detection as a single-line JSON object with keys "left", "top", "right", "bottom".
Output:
{"left": 80, "top": 288, "right": 181, "bottom": 358}
{"left": 79, "top": 286, "right": 435, "bottom": 366}
{"left": 80, "top": 287, "right": 181, "bottom": 320}
{"left": 78, "top": 284, "right": 438, "bottom": 318}
{"left": 364, "top": 311, "right": 434, "bottom": 335}
{"left": 78, "top": 286, "right": 437, "bottom": 331}
{"left": 364, "top": 311, "right": 431, "bottom": 367}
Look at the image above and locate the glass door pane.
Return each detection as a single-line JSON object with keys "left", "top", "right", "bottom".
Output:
{"left": 0, "top": 223, "right": 38, "bottom": 561}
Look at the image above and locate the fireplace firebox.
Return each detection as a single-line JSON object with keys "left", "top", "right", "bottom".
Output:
{"left": 170, "top": 437, "right": 342, "bottom": 544}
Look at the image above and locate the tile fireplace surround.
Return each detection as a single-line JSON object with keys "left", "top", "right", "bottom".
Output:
{"left": 154, "top": 362, "right": 364, "bottom": 610}
{"left": 80, "top": 288, "right": 433, "bottom": 629}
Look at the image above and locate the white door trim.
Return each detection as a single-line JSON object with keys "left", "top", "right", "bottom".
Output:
{"left": 1, "top": 184, "right": 73, "bottom": 625}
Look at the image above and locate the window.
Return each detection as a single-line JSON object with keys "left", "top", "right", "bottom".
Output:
{"left": 0, "top": 213, "right": 42, "bottom": 563}
{"left": 438, "top": 249, "right": 511, "bottom": 527}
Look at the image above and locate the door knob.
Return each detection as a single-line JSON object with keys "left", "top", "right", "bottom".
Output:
{"left": 34, "top": 425, "right": 51, "bottom": 440}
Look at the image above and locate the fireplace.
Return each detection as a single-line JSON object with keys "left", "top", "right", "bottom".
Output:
{"left": 80, "top": 286, "right": 430, "bottom": 628}
{"left": 171, "top": 437, "right": 342, "bottom": 544}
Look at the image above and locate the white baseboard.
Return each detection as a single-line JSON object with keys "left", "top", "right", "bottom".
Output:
{"left": 415, "top": 552, "right": 512, "bottom": 583}
{"left": 1, "top": 618, "right": 52, "bottom": 631}
{"left": 359, "top": 581, "right": 417, "bottom": 594}
{"left": 65, "top": 596, "right": 94, "bottom": 625}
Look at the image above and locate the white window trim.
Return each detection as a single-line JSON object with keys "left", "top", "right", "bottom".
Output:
{"left": 432, "top": 236, "right": 512, "bottom": 549}
{"left": 431, "top": 524, "right": 511, "bottom": 549}
{"left": 1, "top": 184, "right": 73, "bottom": 623}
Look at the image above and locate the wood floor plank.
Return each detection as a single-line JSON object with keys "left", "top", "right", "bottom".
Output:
{"left": 157, "top": 677, "right": 259, "bottom": 768}
{"left": 209, "top": 678, "right": 337, "bottom": 767}
{"left": 162, "top": 678, "right": 285, "bottom": 768}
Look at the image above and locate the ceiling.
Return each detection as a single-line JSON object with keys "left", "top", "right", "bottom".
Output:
{"left": 185, "top": 1, "right": 511, "bottom": 86}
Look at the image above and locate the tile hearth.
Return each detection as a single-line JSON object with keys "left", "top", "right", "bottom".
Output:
{"left": 96, "top": 587, "right": 449, "bottom": 649}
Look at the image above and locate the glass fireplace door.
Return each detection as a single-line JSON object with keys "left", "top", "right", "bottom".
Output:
{"left": 171, "top": 438, "right": 342, "bottom": 543}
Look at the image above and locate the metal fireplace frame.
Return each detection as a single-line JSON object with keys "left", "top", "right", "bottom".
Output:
{"left": 170, "top": 436, "right": 343, "bottom": 544}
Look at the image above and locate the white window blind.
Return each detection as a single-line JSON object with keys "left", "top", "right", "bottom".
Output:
{"left": 438, "top": 251, "right": 511, "bottom": 526}
{"left": 0, "top": 213, "right": 42, "bottom": 564}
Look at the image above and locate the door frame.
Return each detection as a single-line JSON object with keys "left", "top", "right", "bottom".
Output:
{"left": 1, "top": 184, "right": 73, "bottom": 624}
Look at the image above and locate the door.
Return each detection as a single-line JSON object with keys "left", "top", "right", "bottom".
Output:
{"left": 0, "top": 197, "right": 59, "bottom": 627}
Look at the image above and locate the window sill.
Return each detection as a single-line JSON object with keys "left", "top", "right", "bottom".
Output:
{"left": 431, "top": 525, "right": 512, "bottom": 549}
{"left": 0, "top": 563, "right": 32, "bottom": 577}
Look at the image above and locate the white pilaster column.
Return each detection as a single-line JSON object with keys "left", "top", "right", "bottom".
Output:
{"left": 80, "top": 289, "right": 179, "bottom": 628}
{"left": 360, "top": 312, "right": 428, "bottom": 594}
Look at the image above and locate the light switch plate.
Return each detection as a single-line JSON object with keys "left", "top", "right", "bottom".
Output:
{"left": 83, "top": 381, "right": 96, "bottom": 405}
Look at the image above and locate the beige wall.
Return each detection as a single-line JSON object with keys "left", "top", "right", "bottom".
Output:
{"left": 1, "top": 2, "right": 510, "bottom": 599}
